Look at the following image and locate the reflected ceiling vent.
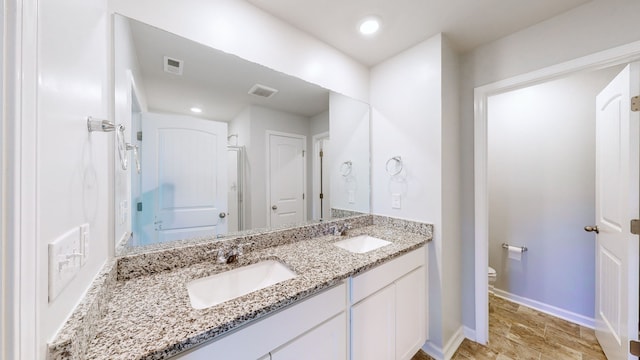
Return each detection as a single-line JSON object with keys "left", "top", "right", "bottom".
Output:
{"left": 164, "top": 56, "right": 183, "bottom": 75}
{"left": 248, "top": 84, "right": 278, "bottom": 98}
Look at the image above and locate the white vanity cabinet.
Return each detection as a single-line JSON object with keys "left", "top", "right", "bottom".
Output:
{"left": 175, "top": 246, "right": 427, "bottom": 360}
{"left": 176, "top": 282, "right": 347, "bottom": 360}
{"left": 350, "top": 247, "right": 427, "bottom": 360}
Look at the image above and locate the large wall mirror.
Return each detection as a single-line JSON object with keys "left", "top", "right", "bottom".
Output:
{"left": 114, "top": 15, "right": 371, "bottom": 254}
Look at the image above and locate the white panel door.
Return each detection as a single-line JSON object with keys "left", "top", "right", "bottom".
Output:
{"left": 395, "top": 267, "right": 426, "bottom": 360}
{"left": 594, "top": 63, "right": 640, "bottom": 360}
{"left": 268, "top": 132, "right": 305, "bottom": 227}
{"left": 140, "top": 113, "right": 227, "bottom": 245}
{"left": 351, "top": 285, "right": 396, "bottom": 360}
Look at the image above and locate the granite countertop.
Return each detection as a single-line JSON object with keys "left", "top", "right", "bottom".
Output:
{"left": 83, "top": 224, "right": 430, "bottom": 359}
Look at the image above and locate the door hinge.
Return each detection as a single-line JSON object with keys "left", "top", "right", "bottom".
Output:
{"left": 632, "top": 96, "right": 640, "bottom": 112}
{"left": 302, "top": 150, "right": 305, "bottom": 157}
{"left": 630, "top": 340, "right": 640, "bottom": 356}
{"left": 137, "top": 202, "right": 143, "bottom": 211}
{"left": 319, "top": 193, "right": 324, "bottom": 199}
{"left": 319, "top": 150, "right": 324, "bottom": 158}
{"left": 137, "top": 131, "right": 143, "bottom": 141}
{"left": 631, "top": 219, "right": 640, "bottom": 235}
{"left": 302, "top": 193, "right": 305, "bottom": 200}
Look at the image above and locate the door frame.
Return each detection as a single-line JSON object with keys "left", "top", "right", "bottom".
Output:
{"left": 312, "top": 131, "right": 330, "bottom": 220}
{"left": 265, "top": 130, "right": 307, "bottom": 228}
{"left": 474, "top": 40, "right": 640, "bottom": 345}
{"left": 4, "top": 0, "right": 39, "bottom": 359}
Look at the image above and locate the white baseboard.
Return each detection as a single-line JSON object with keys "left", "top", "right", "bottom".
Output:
{"left": 463, "top": 326, "right": 476, "bottom": 342}
{"left": 443, "top": 326, "right": 466, "bottom": 359}
{"left": 421, "top": 341, "right": 443, "bottom": 360}
{"left": 422, "top": 326, "right": 467, "bottom": 360}
{"left": 493, "top": 289, "right": 595, "bottom": 328}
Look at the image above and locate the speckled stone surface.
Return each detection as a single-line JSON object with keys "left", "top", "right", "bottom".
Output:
{"left": 330, "top": 208, "right": 366, "bottom": 218}
{"left": 116, "top": 215, "right": 372, "bottom": 281}
{"left": 48, "top": 260, "right": 118, "bottom": 360}
{"left": 48, "top": 216, "right": 433, "bottom": 360}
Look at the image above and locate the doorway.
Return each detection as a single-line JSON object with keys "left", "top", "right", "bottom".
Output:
{"left": 473, "top": 42, "right": 640, "bottom": 353}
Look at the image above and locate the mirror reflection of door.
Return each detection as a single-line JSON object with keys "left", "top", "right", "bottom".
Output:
{"left": 138, "top": 112, "right": 228, "bottom": 245}
{"left": 268, "top": 131, "right": 306, "bottom": 227}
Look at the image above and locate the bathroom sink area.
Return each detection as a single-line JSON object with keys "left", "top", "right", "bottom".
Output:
{"left": 333, "top": 235, "right": 392, "bottom": 254}
{"left": 186, "top": 260, "right": 297, "bottom": 309}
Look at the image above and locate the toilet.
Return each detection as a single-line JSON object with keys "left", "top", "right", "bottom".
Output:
{"left": 488, "top": 266, "right": 497, "bottom": 294}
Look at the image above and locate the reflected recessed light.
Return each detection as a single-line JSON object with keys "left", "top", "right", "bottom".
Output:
{"left": 359, "top": 17, "right": 380, "bottom": 35}
{"left": 190, "top": 107, "right": 202, "bottom": 113}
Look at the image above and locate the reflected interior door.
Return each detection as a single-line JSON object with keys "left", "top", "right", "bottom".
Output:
{"left": 594, "top": 62, "right": 640, "bottom": 360}
{"left": 139, "top": 112, "right": 227, "bottom": 245}
{"left": 268, "top": 132, "right": 306, "bottom": 227}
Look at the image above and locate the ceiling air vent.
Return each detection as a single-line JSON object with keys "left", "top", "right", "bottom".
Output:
{"left": 248, "top": 84, "right": 278, "bottom": 98}
{"left": 163, "top": 56, "right": 183, "bottom": 75}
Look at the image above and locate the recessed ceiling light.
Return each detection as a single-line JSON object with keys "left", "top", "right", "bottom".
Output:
{"left": 359, "top": 17, "right": 380, "bottom": 36}
{"left": 190, "top": 107, "right": 202, "bottom": 113}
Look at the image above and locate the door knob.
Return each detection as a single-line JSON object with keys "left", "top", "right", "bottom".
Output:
{"left": 584, "top": 225, "right": 599, "bottom": 234}
{"left": 272, "top": 205, "right": 278, "bottom": 210}
{"left": 219, "top": 212, "right": 226, "bottom": 218}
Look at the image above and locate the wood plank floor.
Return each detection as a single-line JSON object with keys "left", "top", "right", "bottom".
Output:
{"left": 411, "top": 295, "right": 606, "bottom": 360}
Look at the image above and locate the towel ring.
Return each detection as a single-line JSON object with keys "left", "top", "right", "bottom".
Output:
{"left": 340, "top": 161, "right": 352, "bottom": 177}
{"left": 116, "top": 124, "right": 128, "bottom": 171}
{"left": 115, "top": 125, "right": 141, "bottom": 173}
{"left": 385, "top": 156, "right": 403, "bottom": 176}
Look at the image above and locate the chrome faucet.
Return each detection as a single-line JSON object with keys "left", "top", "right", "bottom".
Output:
{"left": 216, "top": 244, "right": 243, "bottom": 264}
{"left": 215, "top": 242, "right": 254, "bottom": 264}
{"left": 330, "top": 223, "right": 351, "bottom": 236}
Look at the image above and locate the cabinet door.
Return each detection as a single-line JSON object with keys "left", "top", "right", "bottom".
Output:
{"left": 271, "top": 312, "right": 347, "bottom": 360}
{"left": 395, "top": 267, "right": 426, "bottom": 360}
{"left": 351, "top": 285, "right": 395, "bottom": 360}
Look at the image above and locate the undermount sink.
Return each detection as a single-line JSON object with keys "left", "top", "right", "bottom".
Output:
{"left": 333, "top": 235, "right": 392, "bottom": 254}
{"left": 187, "top": 260, "right": 297, "bottom": 309}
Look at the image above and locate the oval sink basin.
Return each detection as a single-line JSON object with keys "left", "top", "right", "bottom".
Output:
{"left": 333, "top": 235, "right": 392, "bottom": 254}
{"left": 187, "top": 260, "right": 297, "bottom": 309}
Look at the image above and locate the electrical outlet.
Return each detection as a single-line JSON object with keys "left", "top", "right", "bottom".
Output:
{"left": 80, "top": 223, "right": 90, "bottom": 266}
{"left": 392, "top": 193, "right": 401, "bottom": 209}
{"left": 49, "top": 227, "right": 82, "bottom": 301}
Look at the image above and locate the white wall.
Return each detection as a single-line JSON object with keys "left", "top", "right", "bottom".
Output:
{"left": 488, "top": 67, "right": 620, "bottom": 318}
{"left": 37, "top": 0, "right": 109, "bottom": 357}
{"left": 460, "top": 0, "right": 640, "bottom": 331}
{"left": 370, "top": 33, "right": 462, "bottom": 356}
{"left": 113, "top": 15, "right": 148, "bottom": 247}
{"left": 440, "top": 36, "right": 462, "bottom": 348}
{"left": 109, "top": 0, "right": 369, "bottom": 102}
{"left": 329, "top": 92, "right": 370, "bottom": 214}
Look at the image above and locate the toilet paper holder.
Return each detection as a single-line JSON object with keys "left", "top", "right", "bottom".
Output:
{"left": 502, "top": 243, "right": 528, "bottom": 253}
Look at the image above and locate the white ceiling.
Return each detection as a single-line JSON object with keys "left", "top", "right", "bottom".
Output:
{"left": 246, "top": 0, "right": 593, "bottom": 66}
{"left": 128, "top": 18, "right": 330, "bottom": 122}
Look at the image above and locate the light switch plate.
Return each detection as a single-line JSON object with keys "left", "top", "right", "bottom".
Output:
{"left": 80, "top": 223, "right": 90, "bottom": 266}
{"left": 49, "top": 227, "right": 82, "bottom": 301}
{"left": 392, "top": 193, "right": 401, "bottom": 209}
{"left": 348, "top": 190, "right": 355, "bottom": 204}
